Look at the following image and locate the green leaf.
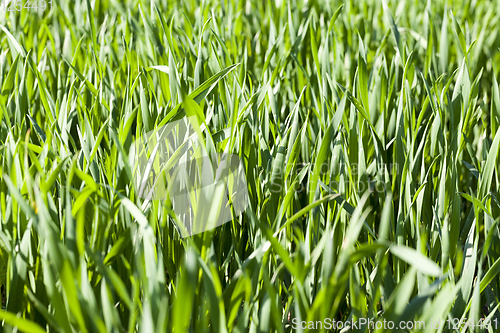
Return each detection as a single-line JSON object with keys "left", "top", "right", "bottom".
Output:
{"left": 479, "top": 128, "right": 500, "bottom": 199}
{"left": 390, "top": 245, "right": 442, "bottom": 277}
{"left": 0, "top": 310, "right": 47, "bottom": 333}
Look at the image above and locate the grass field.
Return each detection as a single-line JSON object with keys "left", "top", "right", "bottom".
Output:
{"left": 1, "top": 0, "right": 500, "bottom": 332}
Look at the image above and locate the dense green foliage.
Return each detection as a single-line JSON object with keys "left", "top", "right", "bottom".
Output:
{"left": 1, "top": 0, "right": 500, "bottom": 332}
